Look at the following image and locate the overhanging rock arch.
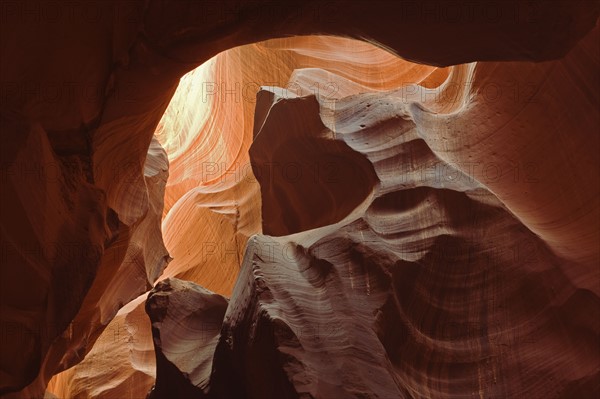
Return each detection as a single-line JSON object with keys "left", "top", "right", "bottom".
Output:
{"left": 1, "top": 1, "right": 598, "bottom": 397}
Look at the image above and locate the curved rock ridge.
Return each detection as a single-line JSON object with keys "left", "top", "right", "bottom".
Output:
{"left": 409, "top": 26, "right": 600, "bottom": 269}
{"left": 211, "top": 224, "right": 598, "bottom": 398}
{"left": 158, "top": 36, "right": 444, "bottom": 297}
{"left": 146, "top": 278, "right": 228, "bottom": 399}
{"left": 155, "top": 81, "right": 598, "bottom": 398}
{"left": 250, "top": 90, "right": 379, "bottom": 236}
{"left": 0, "top": 1, "right": 597, "bottom": 397}
{"left": 248, "top": 87, "right": 598, "bottom": 398}
{"left": 50, "top": 22, "right": 600, "bottom": 399}
{"left": 28, "top": 136, "right": 170, "bottom": 399}
{"left": 0, "top": 109, "right": 169, "bottom": 398}
{"left": 45, "top": 35, "right": 444, "bottom": 398}
{"left": 45, "top": 294, "right": 155, "bottom": 399}
{"left": 45, "top": 135, "right": 171, "bottom": 397}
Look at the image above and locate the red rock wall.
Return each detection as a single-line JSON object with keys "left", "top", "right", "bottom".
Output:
{"left": 1, "top": 1, "right": 598, "bottom": 398}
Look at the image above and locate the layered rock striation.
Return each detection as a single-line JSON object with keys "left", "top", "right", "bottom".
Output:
{"left": 0, "top": 1, "right": 598, "bottom": 398}
{"left": 148, "top": 76, "right": 599, "bottom": 397}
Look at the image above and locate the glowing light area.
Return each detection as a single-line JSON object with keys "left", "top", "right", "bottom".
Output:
{"left": 154, "top": 57, "right": 216, "bottom": 164}
{"left": 153, "top": 37, "right": 447, "bottom": 298}
{"left": 154, "top": 52, "right": 249, "bottom": 192}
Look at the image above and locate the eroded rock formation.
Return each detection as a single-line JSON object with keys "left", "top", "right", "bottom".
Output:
{"left": 148, "top": 77, "right": 599, "bottom": 397}
{"left": 146, "top": 278, "right": 228, "bottom": 399}
{"left": 1, "top": 1, "right": 598, "bottom": 398}
{"left": 46, "top": 35, "right": 446, "bottom": 399}
{"left": 222, "top": 86, "right": 598, "bottom": 397}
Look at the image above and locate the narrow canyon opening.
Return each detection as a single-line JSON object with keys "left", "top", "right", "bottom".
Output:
{"left": 47, "top": 35, "right": 451, "bottom": 397}
{"left": 2, "top": 3, "right": 598, "bottom": 398}
{"left": 153, "top": 36, "right": 450, "bottom": 297}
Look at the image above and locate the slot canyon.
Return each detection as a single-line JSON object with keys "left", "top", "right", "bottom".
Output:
{"left": 1, "top": 1, "right": 599, "bottom": 398}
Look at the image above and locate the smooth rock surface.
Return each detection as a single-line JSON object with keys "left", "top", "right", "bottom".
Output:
{"left": 146, "top": 279, "right": 228, "bottom": 399}
{"left": 0, "top": 1, "right": 598, "bottom": 398}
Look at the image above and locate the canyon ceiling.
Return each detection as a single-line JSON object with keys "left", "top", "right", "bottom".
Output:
{"left": 1, "top": 1, "right": 599, "bottom": 398}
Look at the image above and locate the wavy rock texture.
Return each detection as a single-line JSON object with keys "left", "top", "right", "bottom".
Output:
{"left": 45, "top": 294, "right": 155, "bottom": 399}
{"left": 148, "top": 23, "right": 599, "bottom": 397}
{"left": 0, "top": 113, "right": 169, "bottom": 398}
{"left": 158, "top": 35, "right": 443, "bottom": 297}
{"left": 45, "top": 35, "right": 445, "bottom": 399}
{"left": 146, "top": 279, "right": 228, "bottom": 399}
{"left": 0, "top": 1, "right": 598, "bottom": 398}
{"left": 250, "top": 89, "right": 379, "bottom": 236}
{"left": 221, "top": 84, "right": 598, "bottom": 398}
{"left": 42, "top": 137, "right": 169, "bottom": 399}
